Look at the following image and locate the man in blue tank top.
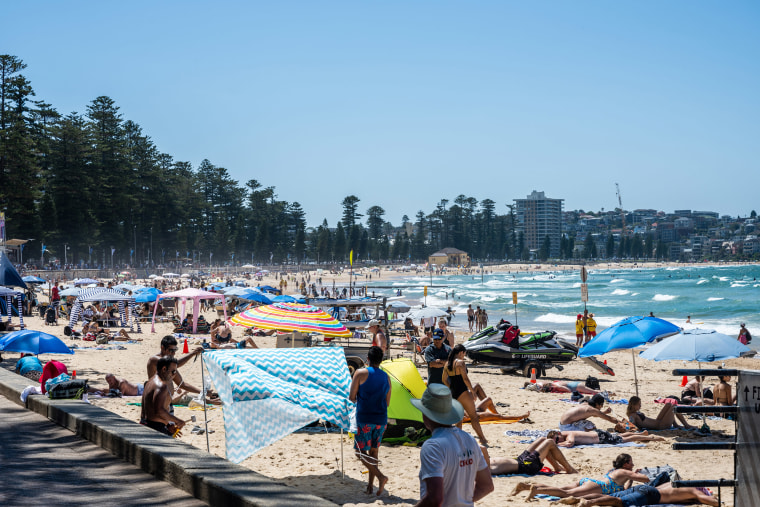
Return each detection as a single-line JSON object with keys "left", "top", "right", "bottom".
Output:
{"left": 349, "top": 346, "right": 392, "bottom": 496}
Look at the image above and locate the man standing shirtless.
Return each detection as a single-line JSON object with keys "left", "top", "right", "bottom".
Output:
{"left": 141, "top": 356, "right": 187, "bottom": 436}
{"left": 467, "top": 305, "right": 475, "bottom": 332}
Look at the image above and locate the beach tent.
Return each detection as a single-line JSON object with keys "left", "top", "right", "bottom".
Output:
{"left": 0, "top": 252, "right": 27, "bottom": 288}
{"left": 0, "top": 286, "right": 25, "bottom": 328}
{"left": 202, "top": 347, "right": 353, "bottom": 463}
{"left": 68, "top": 288, "right": 139, "bottom": 331}
{"left": 150, "top": 287, "right": 226, "bottom": 333}
{"left": 380, "top": 358, "right": 426, "bottom": 423}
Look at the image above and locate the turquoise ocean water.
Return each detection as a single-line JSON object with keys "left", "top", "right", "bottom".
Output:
{"left": 370, "top": 264, "right": 760, "bottom": 347}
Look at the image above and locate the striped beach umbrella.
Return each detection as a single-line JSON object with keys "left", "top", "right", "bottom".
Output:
{"left": 229, "top": 302, "right": 352, "bottom": 338}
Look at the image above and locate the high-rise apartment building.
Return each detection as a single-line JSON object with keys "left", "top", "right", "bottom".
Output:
{"left": 514, "top": 190, "right": 564, "bottom": 258}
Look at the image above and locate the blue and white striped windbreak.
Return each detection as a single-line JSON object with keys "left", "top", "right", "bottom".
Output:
{"left": 203, "top": 347, "right": 353, "bottom": 463}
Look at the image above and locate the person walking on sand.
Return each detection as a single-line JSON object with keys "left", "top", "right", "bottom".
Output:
{"left": 467, "top": 304, "right": 475, "bottom": 332}
{"left": 349, "top": 346, "right": 391, "bottom": 496}
{"left": 411, "top": 384, "right": 494, "bottom": 507}
{"left": 443, "top": 344, "right": 489, "bottom": 445}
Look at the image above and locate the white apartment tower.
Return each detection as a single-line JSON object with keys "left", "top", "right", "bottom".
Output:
{"left": 514, "top": 191, "right": 564, "bottom": 258}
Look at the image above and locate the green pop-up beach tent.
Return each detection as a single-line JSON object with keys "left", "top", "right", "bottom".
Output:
{"left": 380, "top": 358, "right": 427, "bottom": 423}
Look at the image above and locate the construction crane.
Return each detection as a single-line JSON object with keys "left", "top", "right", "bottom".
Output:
{"left": 615, "top": 183, "right": 626, "bottom": 236}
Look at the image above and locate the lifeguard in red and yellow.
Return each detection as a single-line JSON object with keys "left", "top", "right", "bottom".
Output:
{"left": 575, "top": 314, "right": 584, "bottom": 347}
{"left": 585, "top": 313, "right": 597, "bottom": 344}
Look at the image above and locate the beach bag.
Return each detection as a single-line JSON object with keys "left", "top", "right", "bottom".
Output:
{"left": 640, "top": 465, "right": 681, "bottom": 485}
{"left": 48, "top": 379, "right": 88, "bottom": 400}
{"left": 585, "top": 376, "right": 600, "bottom": 390}
{"left": 96, "top": 333, "right": 109, "bottom": 344}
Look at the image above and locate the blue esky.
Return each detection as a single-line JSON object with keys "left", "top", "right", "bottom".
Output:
{"left": 4, "top": 1, "right": 759, "bottom": 227}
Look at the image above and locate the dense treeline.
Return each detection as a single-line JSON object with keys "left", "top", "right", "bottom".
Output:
{"left": 1, "top": 55, "right": 532, "bottom": 267}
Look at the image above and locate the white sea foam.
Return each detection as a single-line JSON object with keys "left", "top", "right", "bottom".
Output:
{"left": 535, "top": 313, "right": 578, "bottom": 324}
{"left": 653, "top": 294, "right": 677, "bottom": 301}
{"left": 611, "top": 289, "right": 630, "bottom": 296}
{"left": 610, "top": 278, "right": 626, "bottom": 284}
{"left": 731, "top": 283, "right": 747, "bottom": 288}
{"left": 707, "top": 297, "right": 724, "bottom": 301}
{"left": 697, "top": 279, "right": 709, "bottom": 285}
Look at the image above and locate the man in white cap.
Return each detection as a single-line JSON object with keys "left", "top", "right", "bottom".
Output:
{"left": 411, "top": 384, "right": 493, "bottom": 506}
{"left": 366, "top": 319, "right": 387, "bottom": 354}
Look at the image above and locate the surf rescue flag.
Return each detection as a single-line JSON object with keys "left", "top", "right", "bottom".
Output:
{"left": 350, "top": 249, "right": 353, "bottom": 266}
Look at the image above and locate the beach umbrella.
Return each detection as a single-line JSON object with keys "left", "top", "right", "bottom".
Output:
{"left": 409, "top": 306, "right": 448, "bottom": 320}
{"left": 73, "top": 278, "right": 99, "bottom": 286}
{"left": 386, "top": 301, "right": 411, "bottom": 313}
{"left": 59, "top": 287, "right": 82, "bottom": 297}
{"left": 0, "top": 329, "right": 74, "bottom": 355}
{"left": 135, "top": 288, "right": 162, "bottom": 303}
{"left": 639, "top": 328, "right": 752, "bottom": 363}
{"left": 22, "top": 275, "right": 46, "bottom": 284}
{"left": 579, "top": 316, "right": 681, "bottom": 357}
{"left": 236, "top": 290, "right": 272, "bottom": 304}
{"left": 229, "top": 302, "right": 352, "bottom": 337}
{"left": 579, "top": 316, "right": 681, "bottom": 396}
{"left": 164, "top": 272, "right": 180, "bottom": 278}
{"left": 272, "top": 294, "right": 302, "bottom": 303}
{"left": 148, "top": 274, "right": 158, "bottom": 279}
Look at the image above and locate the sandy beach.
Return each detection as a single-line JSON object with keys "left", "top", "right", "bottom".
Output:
{"left": 2, "top": 262, "right": 747, "bottom": 506}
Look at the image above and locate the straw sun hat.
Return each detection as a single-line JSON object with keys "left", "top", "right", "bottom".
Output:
{"left": 410, "top": 384, "right": 464, "bottom": 425}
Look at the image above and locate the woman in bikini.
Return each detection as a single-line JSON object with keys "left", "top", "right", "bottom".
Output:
{"left": 513, "top": 453, "right": 650, "bottom": 501}
{"left": 626, "top": 396, "right": 694, "bottom": 430}
{"left": 442, "top": 343, "right": 489, "bottom": 445}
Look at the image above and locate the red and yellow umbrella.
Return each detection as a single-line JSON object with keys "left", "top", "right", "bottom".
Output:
{"left": 228, "top": 302, "right": 352, "bottom": 338}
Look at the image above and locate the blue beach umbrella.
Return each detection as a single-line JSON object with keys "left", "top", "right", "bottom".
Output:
{"left": 579, "top": 316, "right": 681, "bottom": 396}
{"left": 579, "top": 316, "right": 681, "bottom": 357}
{"left": 22, "top": 275, "right": 46, "bottom": 283}
{"left": 0, "top": 330, "right": 74, "bottom": 355}
{"left": 237, "top": 290, "right": 272, "bottom": 304}
{"left": 135, "top": 288, "right": 162, "bottom": 303}
{"left": 272, "top": 294, "right": 303, "bottom": 303}
{"left": 639, "top": 328, "right": 752, "bottom": 363}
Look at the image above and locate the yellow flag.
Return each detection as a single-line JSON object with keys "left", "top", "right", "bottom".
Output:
{"left": 350, "top": 249, "right": 353, "bottom": 266}
{"left": 424, "top": 286, "right": 428, "bottom": 297}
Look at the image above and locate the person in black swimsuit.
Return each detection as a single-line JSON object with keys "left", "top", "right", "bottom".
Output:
{"left": 443, "top": 343, "right": 488, "bottom": 445}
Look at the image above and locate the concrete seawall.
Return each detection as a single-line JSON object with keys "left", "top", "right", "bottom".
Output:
{"left": 0, "top": 367, "right": 337, "bottom": 507}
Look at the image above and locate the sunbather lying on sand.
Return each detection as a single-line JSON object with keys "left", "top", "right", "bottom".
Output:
{"left": 558, "top": 483, "right": 719, "bottom": 506}
{"left": 553, "top": 429, "right": 664, "bottom": 447}
{"left": 524, "top": 380, "right": 614, "bottom": 396}
{"left": 483, "top": 436, "right": 578, "bottom": 476}
{"left": 512, "top": 453, "right": 649, "bottom": 501}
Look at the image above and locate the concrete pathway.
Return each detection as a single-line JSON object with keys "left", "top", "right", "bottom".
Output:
{"left": 0, "top": 395, "right": 207, "bottom": 507}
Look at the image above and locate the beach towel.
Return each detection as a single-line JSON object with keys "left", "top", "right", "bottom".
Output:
{"left": 560, "top": 397, "right": 629, "bottom": 405}
{"left": 495, "top": 467, "right": 555, "bottom": 478}
{"left": 570, "top": 442, "right": 645, "bottom": 449}
{"left": 505, "top": 429, "right": 549, "bottom": 439}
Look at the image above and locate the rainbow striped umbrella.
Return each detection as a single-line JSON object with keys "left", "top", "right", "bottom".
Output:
{"left": 229, "top": 302, "right": 352, "bottom": 338}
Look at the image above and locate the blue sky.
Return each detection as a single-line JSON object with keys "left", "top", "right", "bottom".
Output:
{"left": 4, "top": 1, "right": 759, "bottom": 227}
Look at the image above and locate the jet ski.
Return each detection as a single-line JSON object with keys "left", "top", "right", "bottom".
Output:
{"left": 464, "top": 319, "right": 614, "bottom": 377}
